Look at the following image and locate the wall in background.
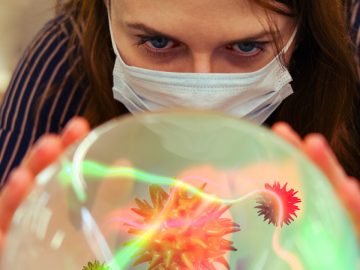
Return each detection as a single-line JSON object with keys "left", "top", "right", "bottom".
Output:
{"left": 0, "top": 0, "right": 56, "bottom": 93}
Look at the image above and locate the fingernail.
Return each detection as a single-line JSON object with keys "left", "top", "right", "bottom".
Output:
{"left": 33, "top": 137, "right": 47, "bottom": 152}
{"left": 7, "top": 167, "right": 19, "bottom": 182}
{"left": 7, "top": 168, "right": 23, "bottom": 188}
{"left": 310, "top": 134, "right": 328, "bottom": 150}
{"left": 33, "top": 135, "right": 57, "bottom": 153}
{"left": 63, "top": 119, "right": 81, "bottom": 137}
{"left": 318, "top": 135, "right": 331, "bottom": 151}
{"left": 64, "top": 120, "right": 75, "bottom": 132}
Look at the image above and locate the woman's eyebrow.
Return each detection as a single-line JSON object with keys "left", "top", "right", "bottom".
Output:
{"left": 125, "top": 22, "right": 280, "bottom": 43}
{"left": 125, "top": 22, "right": 180, "bottom": 41}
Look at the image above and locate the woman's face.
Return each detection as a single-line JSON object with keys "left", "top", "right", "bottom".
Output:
{"left": 110, "top": 0, "right": 296, "bottom": 73}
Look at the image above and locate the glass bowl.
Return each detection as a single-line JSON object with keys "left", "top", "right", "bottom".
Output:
{"left": 1, "top": 111, "right": 358, "bottom": 270}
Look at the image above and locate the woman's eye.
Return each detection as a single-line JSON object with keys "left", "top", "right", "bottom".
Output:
{"left": 136, "top": 36, "right": 181, "bottom": 57}
{"left": 227, "top": 42, "right": 265, "bottom": 56}
{"left": 143, "top": 37, "right": 176, "bottom": 50}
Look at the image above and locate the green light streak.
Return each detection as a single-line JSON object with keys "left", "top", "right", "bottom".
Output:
{"left": 63, "top": 160, "right": 273, "bottom": 205}
{"left": 59, "top": 160, "right": 285, "bottom": 270}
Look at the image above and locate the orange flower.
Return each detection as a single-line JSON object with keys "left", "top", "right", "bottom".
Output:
{"left": 126, "top": 184, "right": 240, "bottom": 270}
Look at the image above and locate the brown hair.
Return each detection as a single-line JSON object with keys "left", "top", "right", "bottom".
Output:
{"left": 56, "top": 0, "right": 360, "bottom": 178}
{"left": 57, "top": 0, "right": 127, "bottom": 126}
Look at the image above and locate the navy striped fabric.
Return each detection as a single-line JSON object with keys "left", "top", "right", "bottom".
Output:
{"left": 1, "top": 4, "right": 360, "bottom": 187}
{"left": 0, "top": 13, "right": 89, "bottom": 187}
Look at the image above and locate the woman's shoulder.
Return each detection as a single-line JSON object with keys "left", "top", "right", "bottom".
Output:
{"left": 0, "top": 9, "right": 89, "bottom": 136}
{"left": 0, "top": 10, "right": 90, "bottom": 186}
{"left": 40, "top": 9, "right": 80, "bottom": 38}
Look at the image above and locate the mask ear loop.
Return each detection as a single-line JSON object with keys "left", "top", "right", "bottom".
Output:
{"left": 279, "top": 26, "right": 298, "bottom": 66}
{"left": 105, "top": 0, "right": 111, "bottom": 11}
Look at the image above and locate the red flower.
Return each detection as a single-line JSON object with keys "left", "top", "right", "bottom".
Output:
{"left": 126, "top": 184, "right": 240, "bottom": 270}
{"left": 255, "top": 182, "right": 301, "bottom": 226}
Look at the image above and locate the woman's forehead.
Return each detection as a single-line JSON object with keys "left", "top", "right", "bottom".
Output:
{"left": 113, "top": 0, "right": 262, "bottom": 20}
{"left": 112, "top": 0, "right": 293, "bottom": 40}
{"left": 114, "top": 0, "right": 252, "bottom": 13}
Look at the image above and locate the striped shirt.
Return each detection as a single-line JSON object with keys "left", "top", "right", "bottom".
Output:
{"left": 1, "top": 4, "right": 360, "bottom": 187}
{"left": 0, "top": 12, "right": 89, "bottom": 187}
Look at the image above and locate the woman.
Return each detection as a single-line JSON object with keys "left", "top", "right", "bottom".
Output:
{"left": 0, "top": 0, "right": 359, "bottom": 250}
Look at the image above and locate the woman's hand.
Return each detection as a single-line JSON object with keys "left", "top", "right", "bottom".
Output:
{"left": 272, "top": 122, "right": 360, "bottom": 240}
{"left": 0, "top": 117, "right": 90, "bottom": 252}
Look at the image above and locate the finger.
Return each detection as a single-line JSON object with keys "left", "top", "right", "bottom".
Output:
{"left": 337, "top": 177, "right": 360, "bottom": 235}
{"left": 340, "top": 178, "right": 360, "bottom": 217}
{"left": 0, "top": 168, "right": 34, "bottom": 234}
{"left": 0, "top": 232, "right": 4, "bottom": 253}
{"left": 303, "top": 134, "right": 347, "bottom": 189}
{"left": 61, "top": 117, "right": 90, "bottom": 148}
{"left": 22, "top": 135, "right": 63, "bottom": 176}
{"left": 272, "top": 122, "right": 302, "bottom": 148}
{"left": 303, "top": 135, "right": 360, "bottom": 239}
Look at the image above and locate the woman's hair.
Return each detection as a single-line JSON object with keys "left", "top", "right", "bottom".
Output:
{"left": 56, "top": 0, "right": 360, "bottom": 178}
{"left": 56, "top": 0, "right": 128, "bottom": 127}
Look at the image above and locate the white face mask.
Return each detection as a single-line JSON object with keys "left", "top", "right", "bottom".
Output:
{"left": 110, "top": 19, "right": 296, "bottom": 124}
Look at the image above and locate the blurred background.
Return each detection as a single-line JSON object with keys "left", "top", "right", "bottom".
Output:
{"left": 0, "top": 0, "right": 56, "bottom": 95}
